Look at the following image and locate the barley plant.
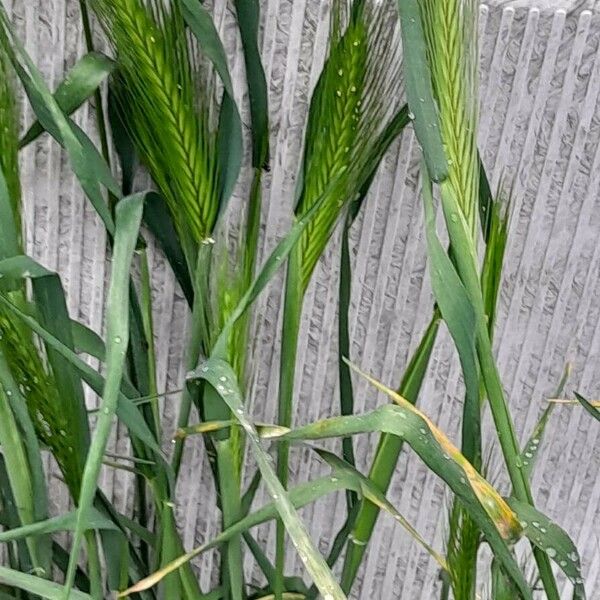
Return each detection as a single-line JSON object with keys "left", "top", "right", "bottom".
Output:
{"left": 0, "top": 0, "right": 592, "bottom": 599}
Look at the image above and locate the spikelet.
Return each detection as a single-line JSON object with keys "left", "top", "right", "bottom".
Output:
{"left": 421, "top": 0, "right": 479, "bottom": 239}
{"left": 294, "top": 0, "right": 404, "bottom": 290}
{"left": 92, "top": 0, "right": 220, "bottom": 242}
{"left": 446, "top": 500, "right": 480, "bottom": 599}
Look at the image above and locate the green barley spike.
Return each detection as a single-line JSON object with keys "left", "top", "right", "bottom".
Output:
{"left": 92, "top": 0, "right": 220, "bottom": 242}
{"left": 294, "top": 0, "right": 404, "bottom": 290}
{"left": 421, "top": 0, "right": 479, "bottom": 240}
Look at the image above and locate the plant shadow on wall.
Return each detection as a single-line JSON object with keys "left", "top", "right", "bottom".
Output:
{"left": 0, "top": 0, "right": 593, "bottom": 598}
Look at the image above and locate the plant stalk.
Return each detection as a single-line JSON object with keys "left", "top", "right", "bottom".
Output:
{"left": 275, "top": 253, "right": 304, "bottom": 599}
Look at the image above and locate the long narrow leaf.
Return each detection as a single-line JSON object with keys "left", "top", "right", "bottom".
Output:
{"left": 0, "top": 10, "right": 119, "bottom": 234}
{"left": 0, "top": 508, "right": 117, "bottom": 543}
{"left": 422, "top": 173, "right": 481, "bottom": 466}
{"left": 63, "top": 193, "right": 144, "bottom": 597}
{"left": 0, "top": 567, "right": 92, "bottom": 600}
{"left": 397, "top": 0, "right": 447, "bottom": 182}
{"left": 233, "top": 0, "right": 269, "bottom": 168}
{"left": 19, "top": 51, "right": 116, "bottom": 147}
{"left": 575, "top": 392, "right": 600, "bottom": 423}
{"left": 507, "top": 498, "right": 586, "bottom": 599}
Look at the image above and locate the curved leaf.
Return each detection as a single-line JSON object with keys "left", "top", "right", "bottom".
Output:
{"left": 20, "top": 51, "right": 116, "bottom": 147}
{"left": 507, "top": 498, "right": 586, "bottom": 599}
{"left": 279, "top": 363, "right": 532, "bottom": 599}
{"left": 63, "top": 193, "right": 144, "bottom": 597}
{"left": 0, "top": 508, "right": 118, "bottom": 543}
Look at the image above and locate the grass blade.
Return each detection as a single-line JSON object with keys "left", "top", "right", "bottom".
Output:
{"left": 436, "top": 179, "right": 560, "bottom": 599}
{"left": 397, "top": 0, "right": 448, "bottom": 182}
{"left": 143, "top": 191, "right": 194, "bottom": 306}
{"left": 233, "top": 0, "right": 269, "bottom": 169}
{"left": 19, "top": 51, "right": 115, "bottom": 148}
{"left": 574, "top": 392, "right": 600, "bottom": 423}
{"left": 507, "top": 498, "right": 586, "bottom": 599}
{"left": 422, "top": 174, "right": 481, "bottom": 466}
{"left": 0, "top": 567, "right": 93, "bottom": 600}
{"left": 520, "top": 364, "right": 571, "bottom": 480}
{"left": 0, "top": 509, "right": 117, "bottom": 543}
{"left": 63, "top": 193, "right": 144, "bottom": 598}
{"left": 0, "top": 9, "right": 120, "bottom": 235}
{"left": 338, "top": 211, "right": 357, "bottom": 509}
{"left": 120, "top": 436, "right": 439, "bottom": 596}
{"left": 0, "top": 169, "right": 19, "bottom": 260}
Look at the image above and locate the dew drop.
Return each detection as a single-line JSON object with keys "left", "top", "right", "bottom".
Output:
{"left": 114, "top": 336, "right": 122, "bottom": 344}
{"left": 546, "top": 547, "right": 556, "bottom": 558}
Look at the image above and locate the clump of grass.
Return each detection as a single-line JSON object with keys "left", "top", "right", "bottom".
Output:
{"left": 92, "top": 0, "right": 220, "bottom": 244}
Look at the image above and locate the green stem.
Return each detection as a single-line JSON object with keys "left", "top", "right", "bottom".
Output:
{"left": 171, "top": 249, "right": 210, "bottom": 476}
{"left": 439, "top": 186, "right": 560, "bottom": 600}
{"left": 216, "top": 441, "right": 245, "bottom": 600}
{"left": 84, "top": 530, "right": 103, "bottom": 599}
{"left": 78, "top": 0, "right": 116, "bottom": 211}
{"left": 338, "top": 212, "right": 357, "bottom": 512}
{"left": 275, "top": 255, "right": 304, "bottom": 599}
{"left": 340, "top": 312, "right": 440, "bottom": 592}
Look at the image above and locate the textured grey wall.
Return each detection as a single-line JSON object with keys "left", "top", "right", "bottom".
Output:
{"left": 3, "top": 0, "right": 600, "bottom": 597}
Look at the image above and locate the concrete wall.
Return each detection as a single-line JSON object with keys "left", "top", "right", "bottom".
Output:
{"left": 3, "top": 0, "right": 600, "bottom": 597}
